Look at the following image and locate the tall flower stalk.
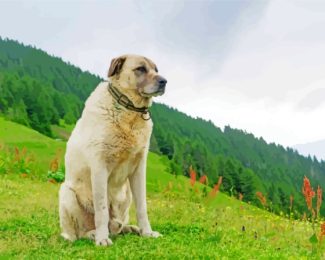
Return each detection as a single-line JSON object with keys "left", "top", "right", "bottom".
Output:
{"left": 302, "top": 176, "right": 315, "bottom": 211}
{"left": 256, "top": 191, "right": 267, "bottom": 208}
{"left": 316, "top": 186, "right": 322, "bottom": 219}
{"left": 302, "top": 176, "right": 324, "bottom": 253}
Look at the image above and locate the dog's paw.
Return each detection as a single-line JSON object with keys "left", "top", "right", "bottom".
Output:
{"left": 85, "top": 230, "right": 96, "bottom": 241}
{"left": 122, "top": 225, "right": 141, "bottom": 235}
{"left": 96, "top": 238, "right": 113, "bottom": 246}
{"left": 60, "top": 232, "right": 76, "bottom": 242}
{"left": 141, "top": 230, "right": 162, "bottom": 238}
{"left": 109, "top": 219, "right": 123, "bottom": 235}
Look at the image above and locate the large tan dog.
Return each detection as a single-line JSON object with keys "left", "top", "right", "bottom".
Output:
{"left": 59, "top": 54, "right": 167, "bottom": 246}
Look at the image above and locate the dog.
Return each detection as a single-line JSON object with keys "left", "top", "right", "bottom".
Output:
{"left": 59, "top": 54, "right": 167, "bottom": 246}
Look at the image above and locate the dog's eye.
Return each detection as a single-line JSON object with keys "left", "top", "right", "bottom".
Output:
{"left": 135, "top": 66, "right": 147, "bottom": 73}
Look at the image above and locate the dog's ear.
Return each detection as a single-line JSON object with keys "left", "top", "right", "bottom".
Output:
{"left": 108, "top": 56, "right": 126, "bottom": 77}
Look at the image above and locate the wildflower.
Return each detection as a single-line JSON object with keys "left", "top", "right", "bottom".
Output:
{"left": 48, "top": 179, "right": 57, "bottom": 184}
{"left": 164, "top": 181, "right": 173, "bottom": 192}
{"left": 289, "top": 195, "right": 294, "bottom": 211}
{"left": 21, "top": 147, "right": 27, "bottom": 157}
{"left": 217, "top": 176, "right": 222, "bottom": 186}
{"left": 199, "top": 175, "right": 207, "bottom": 185}
{"left": 256, "top": 191, "right": 267, "bottom": 206}
{"left": 50, "top": 157, "right": 59, "bottom": 172}
{"left": 14, "top": 147, "right": 20, "bottom": 161}
{"left": 320, "top": 222, "right": 325, "bottom": 240}
{"left": 209, "top": 176, "right": 222, "bottom": 197}
{"left": 189, "top": 166, "right": 196, "bottom": 187}
{"left": 25, "top": 156, "right": 32, "bottom": 163}
{"left": 312, "top": 208, "right": 316, "bottom": 219}
{"left": 302, "top": 176, "right": 315, "bottom": 210}
{"left": 317, "top": 185, "right": 322, "bottom": 217}
{"left": 302, "top": 212, "right": 307, "bottom": 221}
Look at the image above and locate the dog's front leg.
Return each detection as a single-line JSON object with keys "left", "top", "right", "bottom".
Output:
{"left": 91, "top": 163, "right": 112, "bottom": 246}
{"left": 129, "top": 155, "right": 161, "bottom": 238}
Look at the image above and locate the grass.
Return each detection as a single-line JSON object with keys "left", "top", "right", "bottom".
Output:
{"left": 0, "top": 117, "right": 65, "bottom": 173}
{"left": 51, "top": 119, "right": 75, "bottom": 141}
{"left": 1, "top": 117, "right": 325, "bottom": 259}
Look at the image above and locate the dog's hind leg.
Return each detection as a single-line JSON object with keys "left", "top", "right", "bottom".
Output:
{"left": 59, "top": 183, "right": 93, "bottom": 241}
{"left": 59, "top": 183, "right": 77, "bottom": 241}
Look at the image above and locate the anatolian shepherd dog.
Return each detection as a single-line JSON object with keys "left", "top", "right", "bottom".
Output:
{"left": 59, "top": 54, "right": 167, "bottom": 246}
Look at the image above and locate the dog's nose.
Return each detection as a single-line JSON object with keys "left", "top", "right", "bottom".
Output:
{"left": 157, "top": 76, "right": 167, "bottom": 88}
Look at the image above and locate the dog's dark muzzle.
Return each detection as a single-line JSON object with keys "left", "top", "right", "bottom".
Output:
{"left": 157, "top": 76, "right": 167, "bottom": 92}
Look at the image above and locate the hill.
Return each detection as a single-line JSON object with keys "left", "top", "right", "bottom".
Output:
{"left": 0, "top": 37, "right": 101, "bottom": 135}
{"left": 0, "top": 117, "right": 65, "bottom": 175}
{"left": 0, "top": 37, "right": 325, "bottom": 216}
{"left": 0, "top": 119, "right": 323, "bottom": 258}
{"left": 151, "top": 104, "right": 325, "bottom": 215}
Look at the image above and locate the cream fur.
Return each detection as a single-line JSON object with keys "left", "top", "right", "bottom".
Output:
{"left": 59, "top": 55, "right": 165, "bottom": 246}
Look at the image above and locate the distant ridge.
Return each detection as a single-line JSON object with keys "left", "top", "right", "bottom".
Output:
{"left": 294, "top": 139, "right": 325, "bottom": 161}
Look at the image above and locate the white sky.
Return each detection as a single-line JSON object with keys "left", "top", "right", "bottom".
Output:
{"left": 0, "top": 0, "right": 325, "bottom": 147}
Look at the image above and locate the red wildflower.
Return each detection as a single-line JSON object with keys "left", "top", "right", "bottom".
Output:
{"left": 14, "top": 147, "right": 20, "bottom": 161}
{"left": 317, "top": 185, "right": 322, "bottom": 217}
{"left": 209, "top": 176, "right": 223, "bottom": 197}
{"left": 302, "top": 176, "right": 315, "bottom": 210}
{"left": 48, "top": 179, "right": 57, "bottom": 184}
{"left": 199, "top": 175, "right": 207, "bottom": 185}
{"left": 256, "top": 191, "right": 267, "bottom": 206}
{"left": 189, "top": 166, "right": 196, "bottom": 187}
{"left": 320, "top": 222, "right": 325, "bottom": 240}
{"left": 21, "top": 147, "right": 27, "bottom": 157}
{"left": 50, "top": 157, "right": 59, "bottom": 172}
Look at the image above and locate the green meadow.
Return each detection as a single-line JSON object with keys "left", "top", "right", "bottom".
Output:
{"left": 0, "top": 117, "right": 324, "bottom": 259}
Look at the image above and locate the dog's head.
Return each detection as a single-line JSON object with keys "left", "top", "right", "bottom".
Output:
{"left": 108, "top": 54, "right": 167, "bottom": 97}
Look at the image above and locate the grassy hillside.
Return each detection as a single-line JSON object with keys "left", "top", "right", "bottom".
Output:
{"left": 1, "top": 118, "right": 325, "bottom": 258}
{"left": 1, "top": 176, "right": 320, "bottom": 259}
{"left": 1, "top": 37, "right": 325, "bottom": 217}
{"left": 151, "top": 104, "right": 325, "bottom": 216}
{"left": 0, "top": 117, "right": 65, "bottom": 175}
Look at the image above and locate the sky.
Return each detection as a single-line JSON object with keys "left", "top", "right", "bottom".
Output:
{"left": 1, "top": 0, "right": 325, "bottom": 149}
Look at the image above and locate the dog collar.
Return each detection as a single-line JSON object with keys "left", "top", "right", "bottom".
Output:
{"left": 107, "top": 81, "right": 151, "bottom": 120}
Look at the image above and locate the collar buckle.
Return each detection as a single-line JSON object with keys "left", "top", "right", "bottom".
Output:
{"left": 117, "top": 94, "right": 131, "bottom": 107}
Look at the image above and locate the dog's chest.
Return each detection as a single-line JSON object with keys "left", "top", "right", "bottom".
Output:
{"left": 109, "top": 151, "right": 142, "bottom": 186}
{"left": 103, "top": 117, "right": 152, "bottom": 161}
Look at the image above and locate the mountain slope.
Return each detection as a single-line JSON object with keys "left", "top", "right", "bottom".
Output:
{"left": 0, "top": 37, "right": 324, "bottom": 215}
{"left": 0, "top": 120, "right": 320, "bottom": 258}
{"left": 151, "top": 104, "right": 325, "bottom": 214}
{"left": 0, "top": 117, "right": 65, "bottom": 173}
{"left": 0, "top": 37, "right": 101, "bottom": 135}
{"left": 294, "top": 139, "right": 325, "bottom": 161}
